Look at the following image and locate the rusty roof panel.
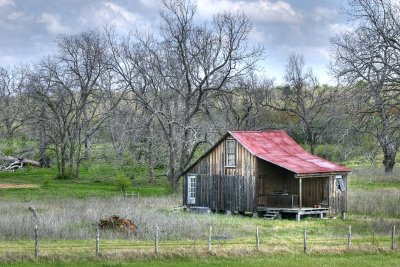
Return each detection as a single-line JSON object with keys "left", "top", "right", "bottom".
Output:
{"left": 230, "top": 130, "right": 351, "bottom": 174}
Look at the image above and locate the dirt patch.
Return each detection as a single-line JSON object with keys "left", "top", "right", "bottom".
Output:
{"left": 0, "top": 183, "right": 40, "bottom": 189}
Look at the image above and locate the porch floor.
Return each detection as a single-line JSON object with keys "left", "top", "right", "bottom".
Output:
{"left": 257, "top": 206, "right": 330, "bottom": 221}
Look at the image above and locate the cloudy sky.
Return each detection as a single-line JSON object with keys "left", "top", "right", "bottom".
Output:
{"left": 0, "top": 0, "right": 350, "bottom": 85}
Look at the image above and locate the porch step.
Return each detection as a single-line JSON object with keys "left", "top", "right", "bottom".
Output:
{"left": 263, "top": 210, "right": 280, "bottom": 220}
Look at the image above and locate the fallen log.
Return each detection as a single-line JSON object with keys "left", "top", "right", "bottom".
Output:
{"left": 0, "top": 156, "right": 41, "bottom": 168}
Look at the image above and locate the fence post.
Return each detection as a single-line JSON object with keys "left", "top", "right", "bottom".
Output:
{"left": 34, "top": 225, "right": 39, "bottom": 258}
{"left": 392, "top": 225, "right": 396, "bottom": 250}
{"left": 208, "top": 226, "right": 212, "bottom": 252}
{"left": 155, "top": 225, "right": 159, "bottom": 255}
{"left": 347, "top": 225, "right": 351, "bottom": 249}
{"left": 95, "top": 228, "right": 100, "bottom": 257}
{"left": 256, "top": 226, "right": 259, "bottom": 251}
{"left": 303, "top": 226, "right": 307, "bottom": 254}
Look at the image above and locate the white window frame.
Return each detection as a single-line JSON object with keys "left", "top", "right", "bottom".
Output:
{"left": 225, "top": 139, "right": 236, "bottom": 167}
{"left": 336, "top": 175, "right": 345, "bottom": 191}
{"left": 187, "top": 175, "right": 196, "bottom": 205}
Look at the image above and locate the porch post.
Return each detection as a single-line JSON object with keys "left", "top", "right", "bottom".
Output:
{"left": 299, "top": 178, "right": 302, "bottom": 209}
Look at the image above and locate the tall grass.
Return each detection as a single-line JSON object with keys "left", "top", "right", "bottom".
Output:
{"left": 0, "top": 195, "right": 399, "bottom": 243}
{"left": 349, "top": 167, "right": 400, "bottom": 185}
{"left": 0, "top": 196, "right": 241, "bottom": 241}
{"left": 348, "top": 189, "right": 400, "bottom": 217}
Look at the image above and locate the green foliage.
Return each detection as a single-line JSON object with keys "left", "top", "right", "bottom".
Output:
{"left": 315, "top": 144, "right": 343, "bottom": 162}
{"left": 115, "top": 171, "right": 131, "bottom": 192}
{"left": 41, "top": 175, "right": 52, "bottom": 188}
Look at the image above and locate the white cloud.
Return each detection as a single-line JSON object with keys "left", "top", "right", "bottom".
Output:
{"left": 37, "top": 13, "right": 70, "bottom": 34}
{"left": 329, "top": 23, "right": 353, "bottom": 35}
{"left": 84, "top": 2, "right": 151, "bottom": 33}
{"left": 7, "top": 11, "right": 23, "bottom": 21}
{"left": 138, "top": 0, "right": 159, "bottom": 8}
{"left": 0, "top": 0, "right": 15, "bottom": 7}
{"left": 0, "top": 54, "right": 17, "bottom": 65}
{"left": 313, "top": 7, "right": 338, "bottom": 23}
{"left": 197, "top": 0, "right": 302, "bottom": 24}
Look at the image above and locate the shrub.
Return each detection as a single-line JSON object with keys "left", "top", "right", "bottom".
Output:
{"left": 42, "top": 176, "right": 52, "bottom": 188}
{"left": 115, "top": 172, "right": 131, "bottom": 192}
{"left": 315, "top": 144, "right": 343, "bottom": 162}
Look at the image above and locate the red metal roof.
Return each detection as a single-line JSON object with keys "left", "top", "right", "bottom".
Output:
{"left": 230, "top": 130, "right": 351, "bottom": 175}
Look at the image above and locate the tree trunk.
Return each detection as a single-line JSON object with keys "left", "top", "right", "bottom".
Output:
{"left": 380, "top": 133, "right": 397, "bottom": 174}
{"left": 85, "top": 135, "right": 91, "bottom": 160}
{"left": 383, "top": 150, "right": 396, "bottom": 173}
{"left": 148, "top": 140, "right": 155, "bottom": 183}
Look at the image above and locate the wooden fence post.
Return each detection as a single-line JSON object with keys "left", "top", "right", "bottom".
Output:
{"left": 347, "top": 225, "right": 351, "bottom": 249}
{"left": 34, "top": 225, "right": 38, "bottom": 258}
{"left": 95, "top": 228, "right": 100, "bottom": 257}
{"left": 208, "top": 226, "right": 212, "bottom": 252}
{"left": 303, "top": 226, "right": 307, "bottom": 254}
{"left": 256, "top": 226, "right": 259, "bottom": 251}
{"left": 392, "top": 225, "right": 396, "bottom": 250}
{"left": 155, "top": 225, "right": 159, "bottom": 255}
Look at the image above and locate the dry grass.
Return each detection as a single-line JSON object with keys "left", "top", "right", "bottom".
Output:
{"left": 349, "top": 189, "right": 400, "bottom": 217}
{"left": 0, "top": 184, "right": 39, "bottom": 189}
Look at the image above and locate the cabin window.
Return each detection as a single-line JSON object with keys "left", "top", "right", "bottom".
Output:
{"left": 226, "top": 139, "right": 236, "bottom": 167}
{"left": 336, "top": 175, "right": 345, "bottom": 191}
{"left": 187, "top": 175, "right": 196, "bottom": 204}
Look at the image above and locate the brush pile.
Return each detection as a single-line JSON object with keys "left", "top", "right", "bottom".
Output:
{"left": 99, "top": 215, "right": 137, "bottom": 233}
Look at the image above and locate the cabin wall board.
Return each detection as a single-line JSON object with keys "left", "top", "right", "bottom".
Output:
{"left": 256, "top": 159, "right": 296, "bottom": 206}
{"left": 193, "top": 174, "right": 256, "bottom": 212}
{"left": 328, "top": 175, "right": 347, "bottom": 214}
{"left": 186, "top": 135, "right": 256, "bottom": 178}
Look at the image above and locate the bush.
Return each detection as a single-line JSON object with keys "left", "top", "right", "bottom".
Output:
{"left": 115, "top": 172, "right": 131, "bottom": 192}
{"left": 315, "top": 144, "right": 343, "bottom": 162}
{"left": 42, "top": 176, "right": 52, "bottom": 188}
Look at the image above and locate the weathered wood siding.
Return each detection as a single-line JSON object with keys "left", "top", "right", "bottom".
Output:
{"left": 301, "top": 177, "right": 329, "bottom": 207}
{"left": 191, "top": 174, "right": 256, "bottom": 212}
{"left": 187, "top": 135, "right": 256, "bottom": 177}
{"left": 256, "top": 159, "right": 296, "bottom": 206}
{"left": 183, "top": 135, "right": 257, "bottom": 211}
{"left": 328, "top": 175, "right": 348, "bottom": 214}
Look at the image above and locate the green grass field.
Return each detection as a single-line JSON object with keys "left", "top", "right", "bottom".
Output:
{"left": 1, "top": 253, "right": 400, "bottom": 267}
{"left": 0, "top": 164, "right": 171, "bottom": 200}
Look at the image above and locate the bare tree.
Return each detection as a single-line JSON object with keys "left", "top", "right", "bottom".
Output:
{"left": 28, "top": 30, "right": 126, "bottom": 178}
{"left": 108, "top": 0, "right": 263, "bottom": 191}
{"left": 217, "top": 74, "right": 273, "bottom": 130}
{"left": 0, "top": 65, "right": 28, "bottom": 139}
{"left": 331, "top": 0, "right": 400, "bottom": 173}
{"left": 265, "top": 53, "right": 338, "bottom": 154}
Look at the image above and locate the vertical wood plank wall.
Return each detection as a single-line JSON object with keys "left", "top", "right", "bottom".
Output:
{"left": 328, "top": 175, "right": 348, "bottom": 214}
{"left": 184, "top": 135, "right": 257, "bottom": 212}
{"left": 187, "top": 135, "right": 256, "bottom": 177}
{"left": 256, "top": 159, "right": 296, "bottom": 206}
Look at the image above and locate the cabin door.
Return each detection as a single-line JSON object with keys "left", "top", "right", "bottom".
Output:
{"left": 187, "top": 175, "right": 196, "bottom": 205}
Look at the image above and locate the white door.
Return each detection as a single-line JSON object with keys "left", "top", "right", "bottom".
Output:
{"left": 187, "top": 175, "right": 196, "bottom": 205}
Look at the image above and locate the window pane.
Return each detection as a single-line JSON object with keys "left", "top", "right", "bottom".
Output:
{"left": 187, "top": 175, "right": 196, "bottom": 204}
{"left": 226, "top": 140, "right": 236, "bottom": 166}
{"left": 337, "top": 177, "right": 345, "bottom": 191}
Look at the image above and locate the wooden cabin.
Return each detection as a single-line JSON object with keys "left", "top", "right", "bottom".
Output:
{"left": 182, "top": 130, "right": 351, "bottom": 220}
